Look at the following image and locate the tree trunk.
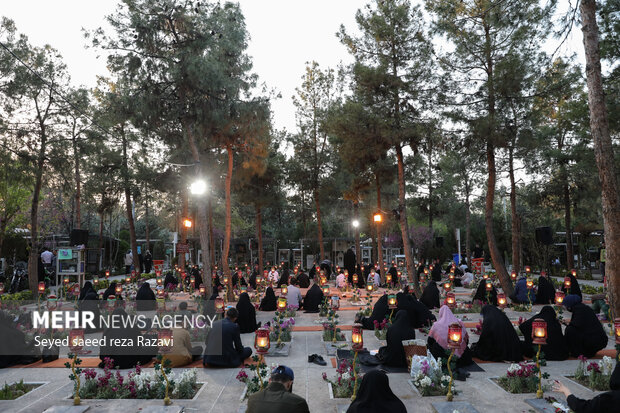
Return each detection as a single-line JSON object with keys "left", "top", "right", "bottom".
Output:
{"left": 256, "top": 203, "right": 264, "bottom": 272}
{"left": 223, "top": 145, "right": 233, "bottom": 300}
{"left": 354, "top": 200, "right": 361, "bottom": 265}
{"left": 465, "top": 185, "right": 472, "bottom": 268}
{"left": 98, "top": 210, "right": 104, "bottom": 252}
{"left": 121, "top": 128, "right": 140, "bottom": 274}
{"left": 561, "top": 162, "right": 574, "bottom": 269}
{"left": 179, "top": 192, "right": 188, "bottom": 269}
{"left": 396, "top": 147, "right": 418, "bottom": 293}
{"left": 376, "top": 174, "right": 384, "bottom": 281}
{"left": 72, "top": 131, "right": 81, "bottom": 230}
{"left": 28, "top": 123, "right": 48, "bottom": 292}
{"left": 508, "top": 146, "right": 521, "bottom": 275}
{"left": 580, "top": 0, "right": 620, "bottom": 315}
{"left": 428, "top": 144, "right": 433, "bottom": 229}
{"left": 208, "top": 197, "right": 215, "bottom": 267}
{"left": 314, "top": 188, "right": 325, "bottom": 261}
{"left": 145, "top": 197, "right": 150, "bottom": 253}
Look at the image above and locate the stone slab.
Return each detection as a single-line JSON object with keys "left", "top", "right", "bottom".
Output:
{"left": 43, "top": 406, "right": 90, "bottom": 413}
{"left": 140, "top": 406, "right": 183, "bottom": 413}
{"left": 267, "top": 342, "right": 292, "bottom": 356}
{"left": 336, "top": 404, "right": 349, "bottom": 413}
{"left": 431, "top": 401, "right": 481, "bottom": 413}
{"left": 323, "top": 341, "right": 348, "bottom": 356}
{"left": 525, "top": 398, "right": 564, "bottom": 412}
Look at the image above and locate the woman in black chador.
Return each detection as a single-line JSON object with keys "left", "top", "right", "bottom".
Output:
{"left": 235, "top": 293, "right": 259, "bottom": 333}
{"left": 561, "top": 273, "right": 582, "bottom": 298}
{"left": 297, "top": 271, "right": 310, "bottom": 288}
{"left": 519, "top": 305, "right": 569, "bottom": 360}
{"left": 259, "top": 287, "right": 277, "bottom": 312}
{"left": 103, "top": 282, "right": 117, "bottom": 301}
{"left": 302, "top": 283, "right": 324, "bottom": 313}
{"left": 472, "top": 305, "right": 523, "bottom": 362}
{"left": 0, "top": 311, "right": 40, "bottom": 368}
{"left": 163, "top": 272, "right": 178, "bottom": 288}
{"left": 419, "top": 280, "right": 440, "bottom": 309}
{"left": 277, "top": 269, "right": 289, "bottom": 288}
{"left": 554, "top": 361, "right": 620, "bottom": 413}
{"left": 78, "top": 281, "right": 101, "bottom": 332}
{"left": 357, "top": 294, "right": 389, "bottom": 330}
{"left": 346, "top": 370, "right": 407, "bottom": 413}
{"left": 99, "top": 307, "right": 154, "bottom": 369}
{"left": 535, "top": 272, "right": 556, "bottom": 304}
{"left": 377, "top": 310, "right": 416, "bottom": 367}
{"left": 472, "top": 279, "right": 498, "bottom": 306}
{"left": 396, "top": 292, "right": 436, "bottom": 328}
{"left": 562, "top": 295, "right": 607, "bottom": 357}
{"left": 136, "top": 282, "right": 156, "bottom": 311}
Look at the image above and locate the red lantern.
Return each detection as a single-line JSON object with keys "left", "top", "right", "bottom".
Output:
{"left": 254, "top": 327, "right": 270, "bottom": 354}
{"left": 93, "top": 277, "right": 99, "bottom": 285}
{"left": 115, "top": 284, "right": 122, "bottom": 294}
{"left": 322, "top": 285, "right": 330, "bottom": 295}
{"left": 571, "top": 269, "right": 577, "bottom": 277}
{"left": 105, "top": 270, "right": 110, "bottom": 278}
{"left": 445, "top": 292, "right": 456, "bottom": 309}
{"left": 497, "top": 293, "right": 507, "bottom": 309}
{"left": 157, "top": 288, "right": 165, "bottom": 298}
{"left": 158, "top": 329, "right": 173, "bottom": 354}
{"left": 532, "top": 319, "right": 547, "bottom": 345}
{"left": 447, "top": 323, "right": 463, "bottom": 349}
{"left": 449, "top": 273, "right": 455, "bottom": 282}
{"left": 215, "top": 297, "right": 225, "bottom": 313}
{"left": 387, "top": 294, "right": 397, "bottom": 309}
{"left": 64, "top": 276, "right": 70, "bottom": 285}
{"left": 320, "top": 275, "right": 327, "bottom": 286}
{"left": 443, "top": 282, "right": 452, "bottom": 292}
{"left": 366, "top": 284, "right": 374, "bottom": 292}
{"left": 199, "top": 284, "right": 206, "bottom": 295}
{"left": 614, "top": 318, "right": 620, "bottom": 344}
{"left": 0, "top": 282, "right": 4, "bottom": 294}
{"left": 352, "top": 274, "right": 359, "bottom": 284}
{"left": 38, "top": 282, "right": 46, "bottom": 294}
{"left": 47, "top": 295, "right": 58, "bottom": 310}
{"left": 190, "top": 275, "right": 196, "bottom": 288}
{"left": 157, "top": 276, "right": 163, "bottom": 286}
{"left": 525, "top": 266, "right": 531, "bottom": 274}
{"left": 482, "top": 273, "right": 489, "bottom": 280}
{"left": 386, "top": 274, "right": 392, "bottom": 284}
{"left": 510, "top": 271, "right": 517, "bottom": 281}
{"left": 563, "top": 276, "right": 571, "bottom": 289}
{"left": 277, "top": 297, "right": 287, "bottom": 312}
{"left": 131, "top": 270, "right": 136, "bottom": 277}
{"left": 281, "top": 286, "right": 288, "bottom": 295}
{"left": 351, "top": 324, "right": 364, "bottom": 351}
{"left": 69, "top": 329, "right": 84, "bottom": 352}
{"left": 424, "top": 268, "right": 429, "bottom": 276}
{"left": 526, "top": 278, "right": 534, "bottom": 289}
{"left": 107, "top": 295, "right": 116, "bottom": 309}
{"left": 555, "top": 291, "right": 565, "bottom": 305}
{"left": 485, "top": 281, "right": 493, "bottom": 291}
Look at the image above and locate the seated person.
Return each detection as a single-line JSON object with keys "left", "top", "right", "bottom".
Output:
{"left": 286, "top": 278, "right": 303, "bottom": 309}
{"left": 296, "top": 271, "right": 310, "bottom": 289}
{"left": 460, "top": 271, "right": 474, "bottom": 287}
{"left": 247, "top": 365, "right": 309, "bottom": 413}
{"left": 472, "top": 305, "right": 523, "bottom": 362}
{"left": 535, "top": 272, "right": 556, "bottom": 304}
{"left": 562, "top": 295, "right": 607, "bottom": 358}
{"left": 367, "top": 268, "right": 381, "bottom": 287}
{"left": 166, "top": 322, "right": 203, "bottom": 367}
{"left": 336, "top": 271, "right": 346, "bottom": 288}
{"left": 78, "top": 281, "right": 101, "bottom": 332}
{"left": 396, "top": 292, "right": 436, "bottom": 328}
{"left": 103, "top": 282, "right": 118, "bottom": 300}
{"left": 164, "top": 271, "right": 178, "bottom": 288}
{"left": 203, "top": 307, "right": 252, "bottom": 368}
{"left": 511, "top": 276, "right": 536, "bottom": 304}
{"left": 136, "top": 282, "right": 156, "bottom": 311}
{"left": 472, "top": 279, "right": 498, "bottom": 305}
{"left": 357, "top": 294, "right": 388, "bottom": 330}
{"left": 419, "top": 280, "right": 440, "bottom": 309}
{"left": 346, "top": 370, "right": 406, "bottom": 413}
{"left": 236, "top": 293, "right": 259, "bottom": 333}
{"left": 519, "top": 306, "right": 569, "bottom": 361}
{"left": 428, "top": 305, "right": 473, "bottom": 368}
{"left": 276, "top": 269, "right": 290, "bottom": 288}
{"left": 377, "top": 310, "right": 416, "bottom": 367}
{"left": 259, "top": 287, "right": 277, "bottom": 312}
{"left": 302, "top": 283, "right": 324, "bottom": 313}
{"left": 99, "top": 307, "right": 154, "bottom": 369}
{"left": 0, "top": 311, "right": 40, "bottom": 368}
{"left": 553, "top": 361, "right": 620, "bottom": 413}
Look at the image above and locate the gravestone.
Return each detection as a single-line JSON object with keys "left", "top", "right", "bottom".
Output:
{"left": 431, "top": 401, "right": 481, "bottom": 413}
{"left": 525, "top": 398, "right": 564, "bottom": 412}
{"left": 43, "top": 407, "right": 90, "bottom": 413}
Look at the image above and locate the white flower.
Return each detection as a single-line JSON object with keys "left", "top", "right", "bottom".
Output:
{"left": 601, "top": 356, "right": 613, "bottom": 376}
{"left": 441, "top": 375, "right": 451, "bottom": 382}
{"left": 420, "top": 376, "right": 432, "bottom": 387}
{"left": 341, "top": 372, "right": 351, "bottom": 381}
{"left": 507, "top": 363, "right": 520, "bottom": 374}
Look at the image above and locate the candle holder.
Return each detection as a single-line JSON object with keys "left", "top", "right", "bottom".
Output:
{"left": 158, "top": 329, "right": 174, "bottom": 405}
{"left": 254, "top": 327, "right": 270, "bottom": 389}
{"left": 563, "top": 276, "right": 571, "bottom": 290}
{"left": 446, "top": 323, "right": 463, "bottom": 401}
{"left": 387, "top": 294, "right": 397, "bottom": 321}
{"left": 497, "top": 293, "right": 507, "bottom": 309}
{"left": 554, "top": 291, "right": 565, "bottom": 306}
{"left": 277, "top": 297, "right": 287, "bottom": 312}
{"left": 446, "top": 292, "right": 456, "bottom": 309}
{"left": 532, "top": 318, "right": 547, "bottom": 399}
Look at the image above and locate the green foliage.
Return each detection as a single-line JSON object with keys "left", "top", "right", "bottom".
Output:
{"left": 0, "top": 380, "right": 38, "bottom": 400}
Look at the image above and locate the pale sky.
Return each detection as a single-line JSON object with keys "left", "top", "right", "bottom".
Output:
{"left": 2, "top": 1, "right": 585, "bottom": 134}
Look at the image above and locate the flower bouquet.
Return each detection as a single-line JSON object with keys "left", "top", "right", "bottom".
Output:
{"left": 236, "top": 356, "right": 272, "bottom": 399}
{"left": 496, "top": 362, "right": 549, "bottom": 393}
{"left": 374, "top": 318, "right": 390, "bottom": 340}
{"left": 410, "top": 356, "right": 453, "bottom": 397}
{"left": 322, "top": 358, "right": 361, "bottom": 398}
{"left": 269, "top": 313, "right": 295, "bottom": 346}
{"left": 572, "top": 355, "right": 613, "bottom": 391}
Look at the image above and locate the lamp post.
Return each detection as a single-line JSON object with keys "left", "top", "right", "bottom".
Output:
{"left": 446, "top": 323, "right": 463, "bottom": 401}
{"left": 350, "top": 324, "right": 363, "bottom": 401}
{"left": 532, "top": 319, "right": 547, "bottom": 399}
{"left": 158, "top": 329, "right": 174, "bottom": 406}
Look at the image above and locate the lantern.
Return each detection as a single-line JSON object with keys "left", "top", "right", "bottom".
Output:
{"left": 199, "top": 284, "right": 206, "bottom": 295}
{"left": 532, "top": 319, "right": 547, "bottom": 345}
{"left": 510, "top": 271, "right": 516, "bottom": 281}
{"left": 322, "top": 285, "right": 330, "bottom": 295}
{"left": 47, "top": 294, "right": 58, "bottom": 310}
{"left": 526, "top": 278, "right": 534, "bottom": 289}
{"left": 222, "top": 275, "right": 229, "bottom": 285}
{"left": 105, "top": 270, "right": 110, "bottom": 278}
{"left": 215, "top": 297, "right": 225, "bottom": 313}
{"left": 0, "top": 282, "right": 4, "bottom": 294}
{"left": 366, "top": 284, "right": 374, "bottom": 292}
{"left": 131, "top": 270, "right": 136, "bottom": 278}
{"left": 158, "top": 329, "right": 173, "bottom": 354}
{"left": 69, "top": 329, "right": 85, "bottom": 352}
{"left": 93, "top": 277, "right": 99, "bottom": 285}
{"left": 320, "top": 275, "right": 327, "bottom": 285}
{"left": 563, "top": 276, "right": 571, "bottom": 289}
{"left": 125, "top": 276, "right": 131, "bottom": 284}
{"left": 387, "top": 294, "right": 397, "bottom": 309}
{"left": 525, "top": 266, "right": 531, "bottom": 274}
{"left": 157, "top": 276, "right": 163, "bottom": 286}
{"left": 38, "top": 282, "right": 46, "bottom": 294}
{"left": 373, "top": 212, "right": 382, "bottom": 223}
{"left": 352, "top": 274, "right": 359, "bottom": 284}
{"left": 571, "top": 269, "right": 577, "bottom": 277}
{"left": 351, "top": 324, "right": 364, "bottom": 351}
{"left": 107, "top": 295, "right": 116, "bottom": 309}
{"left": 190, "top": 275, "right": 196, "bottom": 288}
{"left": 449, "top": 273, "right": 455, "bottom": 282}
{"left": 429, "top": 264, "right": 434, "bottom": 271}
{"left": 64, "top": 276, "right": 70, "bottom": 285}
{"left": 256, "top": 274, "right": 262, "bottom": 284}
{"left": 497, "top": 293, "right": 507, "bottom": 308}
{"left": 447, "top": 323, "right": 463, "bottom": 349}
{"left": 614, "top": 318, "right": 620, "bottom": 344}
{"left": 212, "top": 272, "right": 217, "bottom": 280}
{"left": 281, "top": 286, "right": 288, "bottom": 295}
{"left": 157, "top": 288, "right": 165, "bottom": 298}
{"left": 482, "top": 273, "right": 489, "bottom": 280}
{"left": 443, "top": 282, "right": 452, "bottom": 292}
{"left": 420, "top": 274, "right": 426, "bottom": 283}
{"left": 424, "top": 268, "right": 429, "bottom": 276}
{"left": 445, "top": 292, "right": 456, "bottom": 309}
{"left": 555, "top": 291, "right": 565, "bottom": 305}
{"left": 386, "top": 274, "right": 392, "bottom": 284}
{"left": 240, "top": 285, "right": 247, "bottom": 293}
{"left": 277, "top": 297, "right": 287, "bottom": 312}
{"left": 485, "top": 281, "right": 493, "bottom": 291}
{"left": 115, "top": 284, "right": 123, "bottom": 294}
{"left": 254, "top": 327, "right": 270, "bottom": 354}
{"left": 331, "top": 295, "right": 340, "bottom": 310}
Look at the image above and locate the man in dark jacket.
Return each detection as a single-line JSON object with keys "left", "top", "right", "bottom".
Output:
{"left": 247, "top": 365, "right": 310, "bottom": 413}
{"left": 203, "top": 308, "right": 252, "bottom": 367}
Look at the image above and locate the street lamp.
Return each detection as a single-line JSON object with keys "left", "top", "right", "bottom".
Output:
{"left": 373, "top": 212, "right": 383, "bottom": 223}
{"left": 352, "top": 219, "right": 360, "bottom": 228}
{"left": 190, "top": 179, "right": 207, "bottom": 195}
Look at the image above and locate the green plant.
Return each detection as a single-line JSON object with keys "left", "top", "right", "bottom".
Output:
{"left": 572, "top": 356, "right": 613, "bottom": 391}
{"left": 319, "top": 297, "right": 330, "bottom": 317}
{"left": 496, "top": 362, "right": 550, "bottom": 394}
{"left": 581, "top": 284, "right": 604, "bottom": 295}
{"left": 322, "top": 358, "right": 361, "bottom": 398}
{"left": 0, "top": 290, "right": 33, "bottom": 301}
{"left": 269, "top": 313, "right": 294, "bottom": 345}
{"left": 0, "top": 380, "right": 39, "bottom": 400}
{"left": 322, "top": 308, "right": 345, "bottom": 341}
{"left": 236, "top": 355, "right": 270, "bottom": 399}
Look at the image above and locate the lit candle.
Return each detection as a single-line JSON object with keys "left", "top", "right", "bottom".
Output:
{"left": 532, "top": 318, "right": 547, "bottom": 345}
{"left": 447, "top": 323, "right": 463, "bottom": 349}
{"left": 555, "top": 291, "right": 565, "bottom": 305}
{"left": 254, "top": 327, "right": 270, "bottom": 354}
{"left": 277, "top": 297, "right": 287, "bottom": 312}
{"left": 387, "top": 294, "right": 397, "bottom": 309}
{"left": 446, "top": 292, "right": 456, "bottom": 308}
{"left": 351, "top": 324, "right": 364, "bottom": 350}
{"left": 497, "top": 293, "right": 507, "bottom": 308}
